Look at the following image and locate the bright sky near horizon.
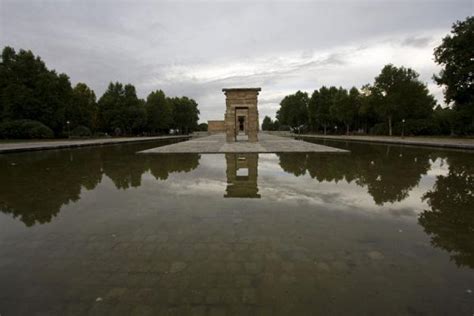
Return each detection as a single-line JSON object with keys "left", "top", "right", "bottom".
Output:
{"left": 1, "top": 0, "right": 472, "bottom": 123}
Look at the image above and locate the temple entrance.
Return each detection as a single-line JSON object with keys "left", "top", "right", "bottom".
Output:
{"left": 238, "top": 116, "right": 245, "bottom": 132}
{"left": 223, "top": 88, "right": 261, "bottom": 143}
{"left": 235, "top": 108, "right": 248, "bottom": 141}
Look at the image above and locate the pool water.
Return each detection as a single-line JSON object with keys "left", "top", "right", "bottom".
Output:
{"left": 0, "top": 139, "right": 473, "bottom": 315}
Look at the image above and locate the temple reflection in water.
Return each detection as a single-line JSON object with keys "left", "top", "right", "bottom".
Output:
{"left": 224, "top": 153, "right": 260, "bottom": 198}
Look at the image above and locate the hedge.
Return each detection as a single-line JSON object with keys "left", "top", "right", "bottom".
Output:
{"left": 0, "top": 120, "right": 54, "bottom": 139}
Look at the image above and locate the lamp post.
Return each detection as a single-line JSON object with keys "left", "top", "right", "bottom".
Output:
{"left": 334, "top": 125, "right": 338, "bottom": 135}
{"left": 66, "top": 120, "right": 70, "bottom": 139}
{"left": 401, "top": 119, "right": 405, "bottom": 139}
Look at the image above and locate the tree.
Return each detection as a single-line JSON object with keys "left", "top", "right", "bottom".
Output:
{"left": 358, "top": 85, "right": 378, "bottom": 134}
{"left": 330, "top": 87, "right": 359, "bottom": 135}
{"left": 276, "top": 91, "right": 308, "bottom": 130}
{"left": 197, "top": 122, "right": 208, "bottom": 132}
{"left": 312, "top": 86, "right": 338, "bottom": 134}
{"left": 262, "top": 116, "right": 274, "bottom": 131}
{"left": 434, "top": 16, "right": 474, "bottom": 133}
{"left": 97, "top": 82, "right": 146, "bottom": 135}
{"left": 307, "top": 89, "right": 319, "bottom": 131}
{"left": 169, "top": 96, "right": 200, "bottom": 134}
{"left": 66, "top": 83, "right": 97, "bottom": 130}
{"left": 372, "top": 64, "right": 436, "bottom": 136}
{"left": 0, "top": 46, "right": 203, "bottom": 138}
{"left": 272, "top": 119, "right": 281, "bottom": 131}
{"left": 0, "top": 46, "right": 73, "bottom": 135}
{"left": 145, "top": 90, "right": 172, "bottom": 134}
{"left": 433, "top": 105, "right": 458, "bottom": 136}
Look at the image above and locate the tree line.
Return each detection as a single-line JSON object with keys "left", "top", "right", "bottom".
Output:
{"left": 0, "top": 47, "right": 200, "bottom": 138}
{"left": 263, "top": 16, "right": 473, "bottom": 136}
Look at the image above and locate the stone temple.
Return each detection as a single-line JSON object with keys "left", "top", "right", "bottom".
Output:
{"left": 141, "top": 87, "right": 348, "bottom": 154}
{"left": 208, "top": 88, "right": 261, "bottom": 143}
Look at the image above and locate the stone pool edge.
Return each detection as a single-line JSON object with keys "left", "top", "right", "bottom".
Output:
{"left": 0, "top": 135, "right": 190, "bottom": 154}
{"left": 295, "top": 134, "right": 474, "bottom": 151}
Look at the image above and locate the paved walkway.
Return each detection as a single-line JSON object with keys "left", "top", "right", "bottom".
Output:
{"left": 297, "top": 134, "right": 474, "bottom": 150}
{"left": 0, "top": 135, "right": 189, "bottom": 154}
{"left": 139, "top": 133, "right": 347, "bottom": 153}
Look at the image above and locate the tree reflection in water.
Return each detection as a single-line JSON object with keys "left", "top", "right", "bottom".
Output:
{"left": 281, "top": 139, "right": 474, "bottom": 269}
{"left": 0, "top": 141, "right": 200, "bottom": 226}
{"left": 1, "top": 136, "right": 473, "bottom": 272}
{"left": 419, "top": 152, "right": 474, "bottom": 268}
{"left": 277, "top": 141, "right": 432, "bottom": 205}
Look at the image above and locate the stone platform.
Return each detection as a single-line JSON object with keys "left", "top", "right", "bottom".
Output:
{"left": 139, "top": 133, "right": 348, "bottom": 154}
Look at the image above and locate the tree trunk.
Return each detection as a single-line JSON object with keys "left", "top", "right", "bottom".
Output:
{"left": 346, "top": 124, "right": 350, "bottom": 135}
{"left": 388, "top": 116, "right": 393, "bottom": 136}
{"left": 323, "top": 125, "right": 327, "bottom": 135}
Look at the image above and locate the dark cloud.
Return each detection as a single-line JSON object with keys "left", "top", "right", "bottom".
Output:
{"left": 401, "top": 36, "right": 434, "bottom": 48}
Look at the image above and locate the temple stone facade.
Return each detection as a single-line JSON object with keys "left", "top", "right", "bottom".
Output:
{"left": 222, "top": 88, "right": 261, "bottom": 143}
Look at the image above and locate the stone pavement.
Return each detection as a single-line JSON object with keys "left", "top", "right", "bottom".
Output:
{"left": 0, "top": 135, "right": 189, "bottom": 154}
{"left": 297, "top": 134, "right": 474, "bottom": 150}
{"left": 139, "top": 133, "right": 348, "bottom": 154}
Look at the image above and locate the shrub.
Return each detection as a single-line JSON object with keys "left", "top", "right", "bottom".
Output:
{"left": 394, "top": 119, "right": 440, "bottom": 136}
{"left": 71, "top": 125, "right": 92, "bottom": 137}
{"left": 0, "top": 120, "right": 54, "bottom": 139}
{"left": 370, "top": 122, "right": 389, "bottom": 135}
{"left": 371, "top": 119, "right": 440, "bottom": 136}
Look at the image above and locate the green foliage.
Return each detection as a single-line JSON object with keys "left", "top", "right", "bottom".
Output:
{"left": 146, "top": 90, "right": 172, "bottom": 133}
{"left": 97, "top": 82, "right": 147, "bottom": 135}
{"left": 169, "top": 96, "right": 200, "bottom": 134}
{"left": 433, "top": 105, "right": 459, "bottom": 135}
{"left": 278, "top": 123, "right": 290, "bottom": 131}
{"left": 370, "top": 122, "right": 390, "bottom": 135}
{"left": 281, "top": 68, "right": 439, "bottom": 136}
{"left": 0, "top": 46, "right": 201, "bottom": 138}
{"left": 261, "top": 116, "right": 274, "bottom": 131}
{"left": 71, "top": 125, "right": 92, "bottom": 137}
{"left": 67, "top": 83, "right": 97, "bottom": 131}
{"left": 358, "top": 85, "right": 379, "bottom": 133}
{"left": 371, "top": 64, "right": 436, "bottom": 136}
{"left": 329, "top": 87, "right": 360, "bottom": 134}
{"left": 197, "top": 123, "right": 208, "bottom": 132}
{"left": 0, "top": 47, "right": 73, "bottom": 135}
{"left": 0, "top": 119, "right": 54, "bottom": 139}
{"left": 272, "top": 120, "right": 281, "bottom": 131}
{"left": 434, "top": 16, "right": 474, "bottom": 133}
{"left": 276, "top": 91, "right": 309, "bottom": 129}
{"left": 308, "top": 86, "right": 338, "bottom": 134}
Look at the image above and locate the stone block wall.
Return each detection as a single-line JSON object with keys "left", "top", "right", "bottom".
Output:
{"left": 222, "top": 88, "right": 261, "bottom": 143}
{"left": 207, "top": 120, "right": 225, "bottom": 134}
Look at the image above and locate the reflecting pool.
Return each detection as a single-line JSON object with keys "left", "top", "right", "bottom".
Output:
{"left": 0, "top": 139, "right": 473, "bottom": 315}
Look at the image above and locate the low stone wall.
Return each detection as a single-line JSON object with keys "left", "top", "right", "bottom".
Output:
{"left": 208, "top": 120, "right": 225, "bottom": 134}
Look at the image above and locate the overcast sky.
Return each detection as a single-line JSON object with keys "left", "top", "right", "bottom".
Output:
{"left": 1, "top": 0, "right": 471, "bottom": 123}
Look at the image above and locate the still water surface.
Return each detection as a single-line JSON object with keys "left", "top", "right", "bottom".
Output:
{"left": 0, "top": 139, "right": 473, "bottom": 315}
